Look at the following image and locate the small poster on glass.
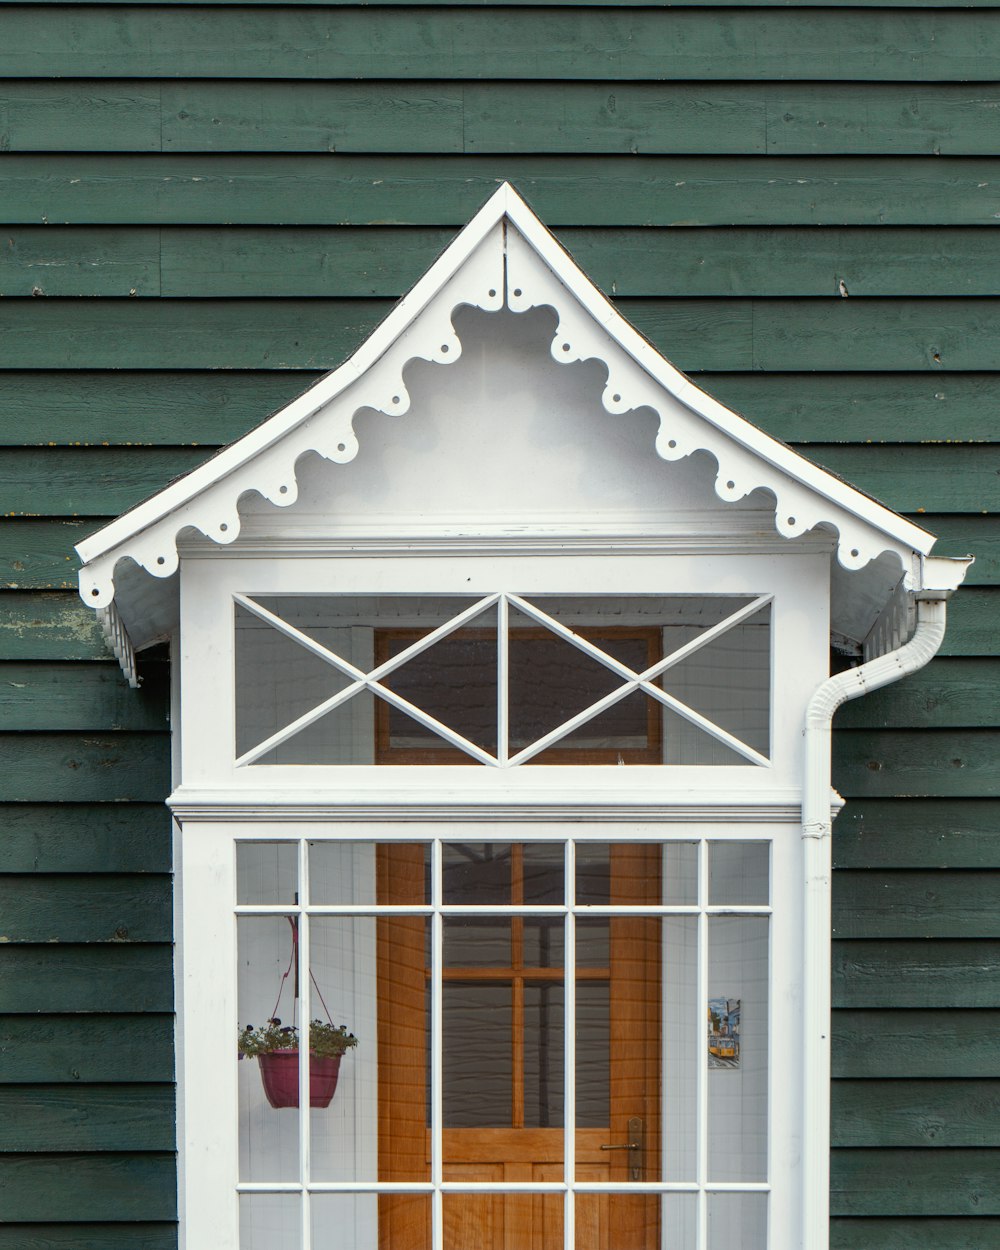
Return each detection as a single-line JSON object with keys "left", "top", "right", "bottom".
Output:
{"left": 708, "top": 997, "right": 741, "bottom": 1069}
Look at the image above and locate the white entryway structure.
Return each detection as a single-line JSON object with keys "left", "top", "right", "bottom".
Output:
{"left": 76, "top": 184, "right": 970, "bottom": 1250}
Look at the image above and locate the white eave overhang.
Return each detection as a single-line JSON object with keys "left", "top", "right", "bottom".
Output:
{"left": 75, "top": 183, "right": 971, "bottom": 686}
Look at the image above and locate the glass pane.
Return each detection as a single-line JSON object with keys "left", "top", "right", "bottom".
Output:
{"left": 575, "top": 1194, "right": 660, "bottom": 1250}
{"left": 663, "top": 917, "right": 698, "bottom": 1180}
{"left": 663, "top": 842, "right": 698, "bottom": 905}
{"left": 445, "top": 917, "right": 510, "bottom": 967}
{"left": 377, "top": 605, "right": 498, "bottom": 758}
{"left": 443, "top": 841, "right": 512, "bottom": 904}
{"left": 708, "top": 917, "right": 769, "bottom": 1182}
{"left": 709, "top": 841, "right": 770, "bottom": 906}
{"left": 309, "top": 840, "right": 429, "bottom": 906}
{"left": 523, "top": 982, "right": 564, "bottom": 1129}
{"left": 374, "top": 1194, "right": 431, "bottom": 1250}
{"left": 522, "top": 843, "right": 565, "bottom": 902}
{"left": 308, "top": 917, "right": 373, "bottom": 1182}
{"left": 576, "top": 979, "right": 609, "bottom": 1127}
{"left": 661, "top": 1193, "right": 698, "bottom": 1250}
{"left": 235, "top": 601, "right": 354, "bottom": 760}
{"left": 240, "top": 1193, "right": 300, "bottom": 1250}
{"left": 578, "top": 915, "right": 661, "bottom": 1179}
{"left": 444, "top": 1193, "right": 561, "bottom": 1250}
{"left": 658, "top": 602, "right": 771, "bottom": 764}
{"left": 237, "top": 841, "right": 298, "bottom": 905}
{"left": 523, "top": 916, "right": 564, "bottom": 967}
{"left": 708, "top": 1192, "right": 767, "bottom": 1250}
{"left": 532, "top": 687, "right": 660, "bottom": 765}
{"left": 237, "top": 915, "right": 301, "bottom": 1182}
{"left": 577, "top": 843, "right": 664, "bottom": 906}
{"left": 443, "top": 982, "right": 512, "bottom": 1127}
{"left": 254, "top": 688, "right": 379, "bottom": 766}
{"left": 378, "top": 916, "right": 430, "bottom": 1183}
{"left": 311, "top": 1194, "right": 376, "bottom": 1249}
{"left": 575, "top": 918, "right": 609, "bottom": 969}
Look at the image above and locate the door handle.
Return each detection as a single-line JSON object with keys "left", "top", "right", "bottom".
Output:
{"left": 599, "top": 1116, "right": 644, "bottom": 1181}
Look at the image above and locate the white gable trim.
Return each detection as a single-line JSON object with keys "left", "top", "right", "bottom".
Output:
{"left": 77, "top": 182, "right": 939, "bottom": 614}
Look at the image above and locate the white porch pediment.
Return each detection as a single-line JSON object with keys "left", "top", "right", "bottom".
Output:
{"left": 74, "top": 183, "right": 967, "bottom": 683}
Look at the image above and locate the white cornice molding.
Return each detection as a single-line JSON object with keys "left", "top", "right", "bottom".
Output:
{"left": 77, "top": 181, "right": 943, "bottom": 619}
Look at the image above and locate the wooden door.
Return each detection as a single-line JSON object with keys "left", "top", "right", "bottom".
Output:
{"left": 377, "top": 843, "right": 661, "bottom": 1250}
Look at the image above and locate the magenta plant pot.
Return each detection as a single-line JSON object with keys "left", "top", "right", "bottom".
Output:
{"left": 258, "top": 1051, "right": 342, "bottom": 1109}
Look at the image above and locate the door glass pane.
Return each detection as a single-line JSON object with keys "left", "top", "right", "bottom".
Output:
{"left": 661, "top": 1194, "right": 698, "bottom": 1250}
{"left": 444, "top": 917, "right": 511, "bottom": 967}
{"left": 708, "top": 916, "right": 769, "bottom": 1182}
{"left": 311, "top": 1193, "right": 394, "bottom": 1250}
{"left": 443, "top": 841, "right": 513, "bottom": 904}
{"left": 377, "top": 916, "right": 430, "bottom": 1183}
{"left": 442, "top": 982, "right": 512, "bottom": 1127}
{"left": 663, "top": 842, "right": 698, "bottom": 905}
{"left": 575, "top": 1193, "right": 660, "bottom": 1250}
{"left": 523, "top": 982, "right": 564, "bottom": 1128}
{"left": 576, "top": 979, "right": 609, "bottom": 1127}
{"left": 444, "top": 1193, "right": 561, "bottom": 1250}
{"left": 309, "top": 840, "right": 429, "bottom": 906}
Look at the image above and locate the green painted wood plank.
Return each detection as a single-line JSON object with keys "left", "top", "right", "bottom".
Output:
{"left": 831, "top": 1220, "right": 1000, "bottom": 1250}
{"left": 0, "top": 593, "right": 113, "bottom": 661}
{"left": 0, "top": 521, "right": 92, "bottom": 589}
{"left": 936, "top": 589, "right": 1000, "bottom": 657}
{"left": 833, "top": 870, "right": 1000, "bottom": 939}
{"left": 4, "top": 371, "right": 999, "bottom": 448}
{"left": 3, "top": 8, "right": 999, "bottom": 81}
{"left": 832, "top": 940, "right": 1000, "bottom": 1008}
{"left": 0, "top": 1228, "right": 176, "bottom": 1250}
{"left": 0, "top": 1086, "right": 175, "bottom": 1152}
{"left": 834, "top": 799, "right": 1000, "bottom": 869}
{"left": 918, "top": 518, "right": 997, "bottom": 585}
{"left": 0, "top": 1154, "right": 175, "bottom": 1221}
{"left": 833, "top": 1009, "right": 1000, "bottom": 1078}
{"left": 0, "top": 371, "right": 313, "bottom": 446}
{"left": 8, "top": 0, "right": 999, "bottom": 7}
{"left": 0, "top": 1228, "right": 175, "bottom": 1250}
{"left": 802, "top": 446, "right": 1000, "bottom": 512}
{"left": 831, "top": 1149, "right": 1000, "bottom": 1216}
{"left": 9, "top": 225, "right": 1000, "bottom": 299}
{"left": 0, "top": 1014, "right": 173, "bottom": 1083}
{"left": 0, "top": 662, "right": 168, "bottom": 730}
{"left": 161, "top": 226, "right": 1000, "bottom": 299}
{"left": 832, "top": 1080, "right": 1000, "bottom": 1148}
{"left": 464, "top": 82, "right": 1000, "bottom": 158}
{"left": 834, "top": 660, "right": 1000, "bottom": 729}
{"left": 5, "top": 298, "right": 1000, "bottom": 375}
{"left": 703, "top": 373, "right": 1000, "bottom": 444}
{"left": 0, "top": 804, "right": 171, "bottom": 873}
{"left": 0, "top": 228, "right": 160, "bottom": 297}
{"left": 0, "top": 734, "right": 169, "bottom": 802}
{"left": 834, "top": 731, "right": 1000, "bottom": 798}
{"left": 0, "top": 945, "right": 173, "bottom": 1012}
{"left": 3, "top": 155, "right": 999, "bottom": 227}
{"left": 0, "top": 81, "right": 161, "bottom": 151}
{"left": 739, "top": 301, "right": 1000, "bottom": 374}
{"left": 0, "top": 874, "right": 171, "bottom": 943}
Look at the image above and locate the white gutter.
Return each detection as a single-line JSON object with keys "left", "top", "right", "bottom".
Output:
{"left": 801, "top": 593, "right": 951, "bottom": 1247}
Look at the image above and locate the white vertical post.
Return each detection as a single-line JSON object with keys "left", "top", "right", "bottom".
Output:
{"left": 431, "top": 839, "right": 444, "bottom": 1250}
{"left": 497, "top": 595, "right": 509, "bottom": 766}
{"left": 564, "top": 838, "right": 576, "bottom": 1250}
{"left": 299, "top": 838, "right": 312, "bottom": 1250}
{"left": 696, "top": 839, "right": 708, "bottom": 1250}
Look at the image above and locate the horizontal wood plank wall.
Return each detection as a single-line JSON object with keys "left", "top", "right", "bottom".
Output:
{"left": 0, "top": 2, "right": 996, "bottom": 1245}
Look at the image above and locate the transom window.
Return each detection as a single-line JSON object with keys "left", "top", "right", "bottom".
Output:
{"left": 233, "top": 594, "right": 772, "bottom": 767}
{"left": 234, "top": 834, "right": 773, "bottom": 1250}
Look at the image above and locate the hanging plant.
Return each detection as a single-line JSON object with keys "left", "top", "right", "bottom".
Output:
{"left": 238, "top": 915, "right": 358, "bottom": 1109}
{"left": 239, "top": 1017, "right": 358, "bottom": 1109}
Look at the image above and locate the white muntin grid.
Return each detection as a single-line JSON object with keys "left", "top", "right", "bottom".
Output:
{"left": 232, "top": 591, "right": 773, "bottom": 770}
{"left": 233, "top": 834, "right": 773, "bottom": 1250}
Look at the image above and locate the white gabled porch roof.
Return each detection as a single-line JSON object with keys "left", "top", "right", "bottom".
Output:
{"left": 75, "top": 183, "right": 969, "bottom": 685}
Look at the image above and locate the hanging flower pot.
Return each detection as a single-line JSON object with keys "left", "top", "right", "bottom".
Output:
{"left": 239, "top": 1018, "right": 358, "bottom": 1111}
{"left": 257, "top": 1049, "right": 343, "bottom": 1109}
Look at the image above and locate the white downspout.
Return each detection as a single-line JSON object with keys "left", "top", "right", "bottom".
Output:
{"left": 801, "top": 595, "right": 949, "bottom": 1248}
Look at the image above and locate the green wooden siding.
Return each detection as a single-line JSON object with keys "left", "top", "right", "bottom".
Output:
{"left": 0, "top": 1, "right": 996, "bottom": 1244}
